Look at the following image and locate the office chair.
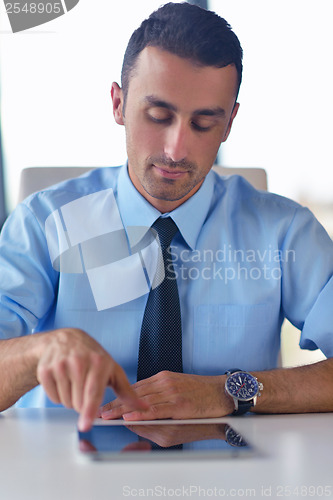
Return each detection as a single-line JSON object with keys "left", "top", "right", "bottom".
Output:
{"left": 17, "top": 165, "right": 267, "bottom": 203}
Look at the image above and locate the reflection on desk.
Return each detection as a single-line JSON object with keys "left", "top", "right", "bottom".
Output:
{"left": 78, "top": 421, "right": 251, "bottom": 460}
{"left": 1, "top": 408, "right": 332, "bottom": 500}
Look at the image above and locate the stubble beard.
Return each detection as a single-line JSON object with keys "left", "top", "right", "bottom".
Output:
{"left": 141, "top": 154, "right": 204, "bottom": 202}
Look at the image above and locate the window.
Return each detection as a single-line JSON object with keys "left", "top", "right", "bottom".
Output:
{"left": 1, "top": 0, "right": 332, "bottom": 221}
{"left": 0, "top": 0, "right": 184, "bottom": 210}
{"left": 211, "top": 0, "right": 333, "bottom": 209}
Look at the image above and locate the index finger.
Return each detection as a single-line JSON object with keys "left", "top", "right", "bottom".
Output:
{"left": 78, "top": 361, "right": 147, "bottom": 431}
{"left": 108, "top": 363, "right": 149, "bottom": 413}
{"left": 77, "top": 366, "right": 108, "bottom": 431}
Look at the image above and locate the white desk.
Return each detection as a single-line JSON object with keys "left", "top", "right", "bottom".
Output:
{"left": 1, "top": 408, "right": 332, "bottom": 500}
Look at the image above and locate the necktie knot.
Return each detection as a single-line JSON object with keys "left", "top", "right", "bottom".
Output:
{"left": 152, "top": 217, "right": 179, "bottom": 250}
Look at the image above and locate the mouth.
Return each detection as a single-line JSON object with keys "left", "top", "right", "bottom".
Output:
{"left": 153, "top": 164, "right": 188, "bottom": 180}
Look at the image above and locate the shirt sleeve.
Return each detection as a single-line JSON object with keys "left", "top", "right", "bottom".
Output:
{"left": 280, "top": 206, "right": 333, "bottom": 357}
{"left": 0, "top": 202, "right": 58, "bottom": 339}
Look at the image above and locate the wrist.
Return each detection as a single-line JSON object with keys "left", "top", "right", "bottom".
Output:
{"left": 224, "top": 369, "right": 263, "bottom": 415}
{"left": 219, "top": 375, "right": 235, "bottom": 415}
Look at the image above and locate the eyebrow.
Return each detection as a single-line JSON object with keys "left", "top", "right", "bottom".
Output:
{"left": 144, "top": 95, "right": 226, "bottom": 118}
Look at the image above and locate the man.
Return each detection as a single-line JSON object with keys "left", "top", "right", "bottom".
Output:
{"left": 0, "top": 3, "right": 332, "bottom": 432}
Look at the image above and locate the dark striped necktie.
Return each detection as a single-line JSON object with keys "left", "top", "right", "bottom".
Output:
{"left": 137, "top": 217, "right": 183, "bottom": 381}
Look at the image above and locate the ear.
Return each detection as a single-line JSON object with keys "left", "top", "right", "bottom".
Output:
{"left": 222, "top": 102, "right": 240, "bottom": 143}
{"left": 111, "top": 82, "right": 125, "bottom": 125}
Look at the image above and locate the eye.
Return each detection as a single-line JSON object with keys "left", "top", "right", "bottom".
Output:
{"left": 191, "top": 117, "right": 215, "bottom": 132}
{"left": 191, "top": 121, "right": 211, "bottom": 132}
{"left": 147, "top": 108, "right": 172, "bottom": 124}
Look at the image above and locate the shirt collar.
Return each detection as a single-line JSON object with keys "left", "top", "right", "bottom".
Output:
{"left": 117, "top": 163, "right": 215, "bottom": 250}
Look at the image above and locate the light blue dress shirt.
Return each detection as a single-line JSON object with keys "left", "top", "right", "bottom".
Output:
{"left": 0, "top": 164, "right": 332, "bottom": 407}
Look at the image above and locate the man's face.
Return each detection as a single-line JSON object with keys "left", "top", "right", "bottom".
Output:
{"left": 112, "top": 46, "right": 239, "bottom": 213}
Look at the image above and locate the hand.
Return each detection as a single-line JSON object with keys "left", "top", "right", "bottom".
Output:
{"left": 126, "top": 423, "right": 227, "bottom": 448}
{"left": 100, "top": 371, "right": 234, "bottom": 421}
{"left": 36, "top": 328, "right": 146, "bottom": 431}
{"left": 79, "top": 437, "right": 152, "bottom": 454}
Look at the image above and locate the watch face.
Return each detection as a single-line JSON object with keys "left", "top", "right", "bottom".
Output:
{"left": 225, "top": 425, "right": 248, "bottom": 447}
{"left": 225, "top": 371, "right": 259, "bottom": 401}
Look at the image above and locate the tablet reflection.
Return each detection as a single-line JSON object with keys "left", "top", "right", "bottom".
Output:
{"left": 78, "top": 422, "right": 249, "bottom": 456}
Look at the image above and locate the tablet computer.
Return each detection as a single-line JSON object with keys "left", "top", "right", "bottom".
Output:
{"left": 78, "top": 419, "right": 255, "bottom": 461}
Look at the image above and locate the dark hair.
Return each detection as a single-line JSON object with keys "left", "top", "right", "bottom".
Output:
{"left": 121, "top": 2, "right": 243, "bottom": 104}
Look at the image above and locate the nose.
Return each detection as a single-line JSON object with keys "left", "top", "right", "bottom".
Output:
{"left": 163, "top": 121, "right": 190, "bottom": 163}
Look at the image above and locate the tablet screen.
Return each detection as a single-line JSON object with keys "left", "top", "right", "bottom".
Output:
{"left": 78, "top": 420, "right": 255, "bottom": 461}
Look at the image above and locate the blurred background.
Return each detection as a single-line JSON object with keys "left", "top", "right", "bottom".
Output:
{"left": 0, "top": 0, "right": 332, "bottom": 366}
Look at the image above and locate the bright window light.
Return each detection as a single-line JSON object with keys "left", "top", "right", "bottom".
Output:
{"left": 0, "top": 0, "right": 183, "bottom": 210}
{"left": 211, "top": 0, "right": 333, "bottom": 203}
{"left": 1, "top": 1, "right": 332, "bottom": 211}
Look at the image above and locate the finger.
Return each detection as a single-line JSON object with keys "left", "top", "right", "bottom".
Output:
{"left": 96, "top": 361, "right": 152, "bottom": 423}
{"left": 100, "top": 395, "right": 135, "bottom": 416}
{"left": 101, "top": 405, "right": 126, "bottom": 420}
{"left": 101, "top": 375, "right": 169, "bottom": 420}
{"left": 79, "top": 439, "right": 97, "bottom": 453}
{"left": 121, "top": 441, "right": 152, "bottom": 453}
{"left": 109, "top": 364, "right": 149, "bottom": 412}
{"left": 68, "top": 357, "right": 88, "bottom": 413}
{"left": 78, "top": 360, "right": 108, "bottom": 432}
{"left": 101, "top": 374, "right": 166, "bottom": 413}
{"left": 100, "top": 396, "right": 141, "bottom": 420}
{"left": 101, "top": 388, "right": 160, "bottom": 420}
{"left": 122, "top": 402, "right": 176, "bottom": 421}
{"left": 125, "top": 424, "right": 184, "bottom": 447}
{"left": 37, "top": 364, "right": 61, "bottom": 404}
{"left": 54, "top": 360, "right": 73, "bottom": 408}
